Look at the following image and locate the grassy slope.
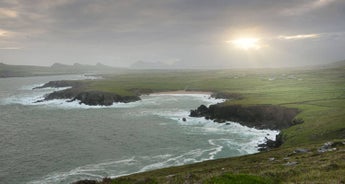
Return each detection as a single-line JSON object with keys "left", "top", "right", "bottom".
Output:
{"left": 97, "top": 141, "right": 345, "bottom": 184}
{"left": 79, "top": 66, "right": 345, "bottom": 183}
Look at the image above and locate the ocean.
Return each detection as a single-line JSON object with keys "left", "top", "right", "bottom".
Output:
{"left": 0, "top": 75, "right": 278, "bottom": 184}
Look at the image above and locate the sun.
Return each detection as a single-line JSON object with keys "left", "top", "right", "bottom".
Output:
{"left": 228, "top": 37, "right": 261, "bottom": 50}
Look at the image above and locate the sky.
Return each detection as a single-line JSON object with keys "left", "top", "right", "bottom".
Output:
{"left": 0, "top": 0, "right": 345, "bottom": 68}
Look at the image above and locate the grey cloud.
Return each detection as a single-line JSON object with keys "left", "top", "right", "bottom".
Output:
{"left": 0, "top": 0, "right": 344, "bottom": 67}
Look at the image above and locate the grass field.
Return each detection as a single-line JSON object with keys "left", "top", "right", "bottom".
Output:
{"left": 73, "top": 65, "right": 345, "bottom": 183}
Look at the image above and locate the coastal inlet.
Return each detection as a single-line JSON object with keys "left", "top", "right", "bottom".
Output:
{"left": 0, "top": 75, "right": 278, "bottom": 184}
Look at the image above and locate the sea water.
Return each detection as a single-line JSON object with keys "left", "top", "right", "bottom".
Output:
{"left": 0, "top": 75, "right": 278, "bottom": 184}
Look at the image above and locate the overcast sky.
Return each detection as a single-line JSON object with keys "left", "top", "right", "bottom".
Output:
{"left": 0, "top": 0, "right": 345, "bottom": 68}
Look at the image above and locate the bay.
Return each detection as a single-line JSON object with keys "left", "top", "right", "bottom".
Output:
{"left": 0, "top": 75, "right": 277, "bottom": 184}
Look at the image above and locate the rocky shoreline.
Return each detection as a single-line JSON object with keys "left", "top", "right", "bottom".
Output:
{"left": 190, "top": 103, "right": 302, "bottom": 151}
{"left": 35, "top": 80, "right": 302, "bottom": 150}
{"left": 34, "top": 80, "right": 140, "bottom": 106}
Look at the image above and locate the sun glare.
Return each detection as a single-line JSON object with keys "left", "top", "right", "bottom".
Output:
{"left": 229, "top": 38, "right": 261, "bottom": 50}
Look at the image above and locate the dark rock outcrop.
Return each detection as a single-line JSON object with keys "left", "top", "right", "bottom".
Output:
{"left": 190, "top": 104, "right": 300, "bottom": 151}
{"left": 190, "top": 104, "right": 300, "bottom": 130}
{"left": 70, "top": 91, "right": 140, "bottom": 106}
{"left": 258, "top": 133, "right": 283, "bottom": 151}
{"left": 34, "top": 80, "right": 141, "bottom": 106}
{"left": 190, "top": 105, "right": 209, "bottom": 117}
{"left": 46, "top": 88, "right": 81, "bottom": 100}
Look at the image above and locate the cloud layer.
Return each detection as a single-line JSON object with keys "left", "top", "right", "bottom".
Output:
{"left": 0, "top": 0, "right": 344, "bottom": 68}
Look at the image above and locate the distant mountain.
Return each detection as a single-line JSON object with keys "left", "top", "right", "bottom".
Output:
{"left": 50, "top": 62, "right": 123, "bottom": 73}
{"left": 0, "top": 62, "right": 126, "bottom": 78}
{"left": 0, "top": 63, "right": 49, "bottom": 77}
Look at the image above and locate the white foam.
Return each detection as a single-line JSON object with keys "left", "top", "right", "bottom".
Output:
{"left": 155, "top": 109, "right": 279, "bottom": 154}
{"left": 137, "top": 148, "right": 217, "bottom": 173}
{"left": 208, "top": 139, "right": 224, "bottom": 159}
{"left": 1, "top": 87, "right": 72, "bottom": 106}
{"left": 29, "top": 145, "right": 230, "bottom": 184}
{"left": 160, "top": 111, "right": 278, "bottom": 135}
{"left": 4, "top": 88, "right": 224, "bottom": 109}
{"left": 20, "top": 83, "right": 46, "bottom": 90}
{"left": 28, "top": 98, "right": 142, "bottom": 109}
{"left": 28, "top": 157, "right": 137, "bottom": 184}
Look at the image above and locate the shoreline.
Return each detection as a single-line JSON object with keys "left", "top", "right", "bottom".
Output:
{"left": 34, "top": 80, "right": 285, "bottom": 150}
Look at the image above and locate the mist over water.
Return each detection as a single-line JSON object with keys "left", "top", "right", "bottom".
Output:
{"left": 0, "top": 75, "right": 278, "bottom": 184}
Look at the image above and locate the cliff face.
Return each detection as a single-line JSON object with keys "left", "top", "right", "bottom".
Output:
{"left": 190, "top": 104, "right": 300, "bottom": 130}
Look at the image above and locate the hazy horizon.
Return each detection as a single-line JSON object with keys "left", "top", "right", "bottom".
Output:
{"left": 1, "top": 0, "right": 345, "bottom": 69}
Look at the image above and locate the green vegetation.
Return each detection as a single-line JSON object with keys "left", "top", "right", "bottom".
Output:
{"left": 67, "top": 62, "right": 345, "bottom": 183}
{"left": 84, "top": 66, "right": 345, "bottom": 147}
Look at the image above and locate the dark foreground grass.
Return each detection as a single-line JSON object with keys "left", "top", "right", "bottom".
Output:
{"left": 74, "top": 66, "right": 345, "bottom": 183}
{"left": 204, "top": 174, "right": 274, "bottom": 184}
